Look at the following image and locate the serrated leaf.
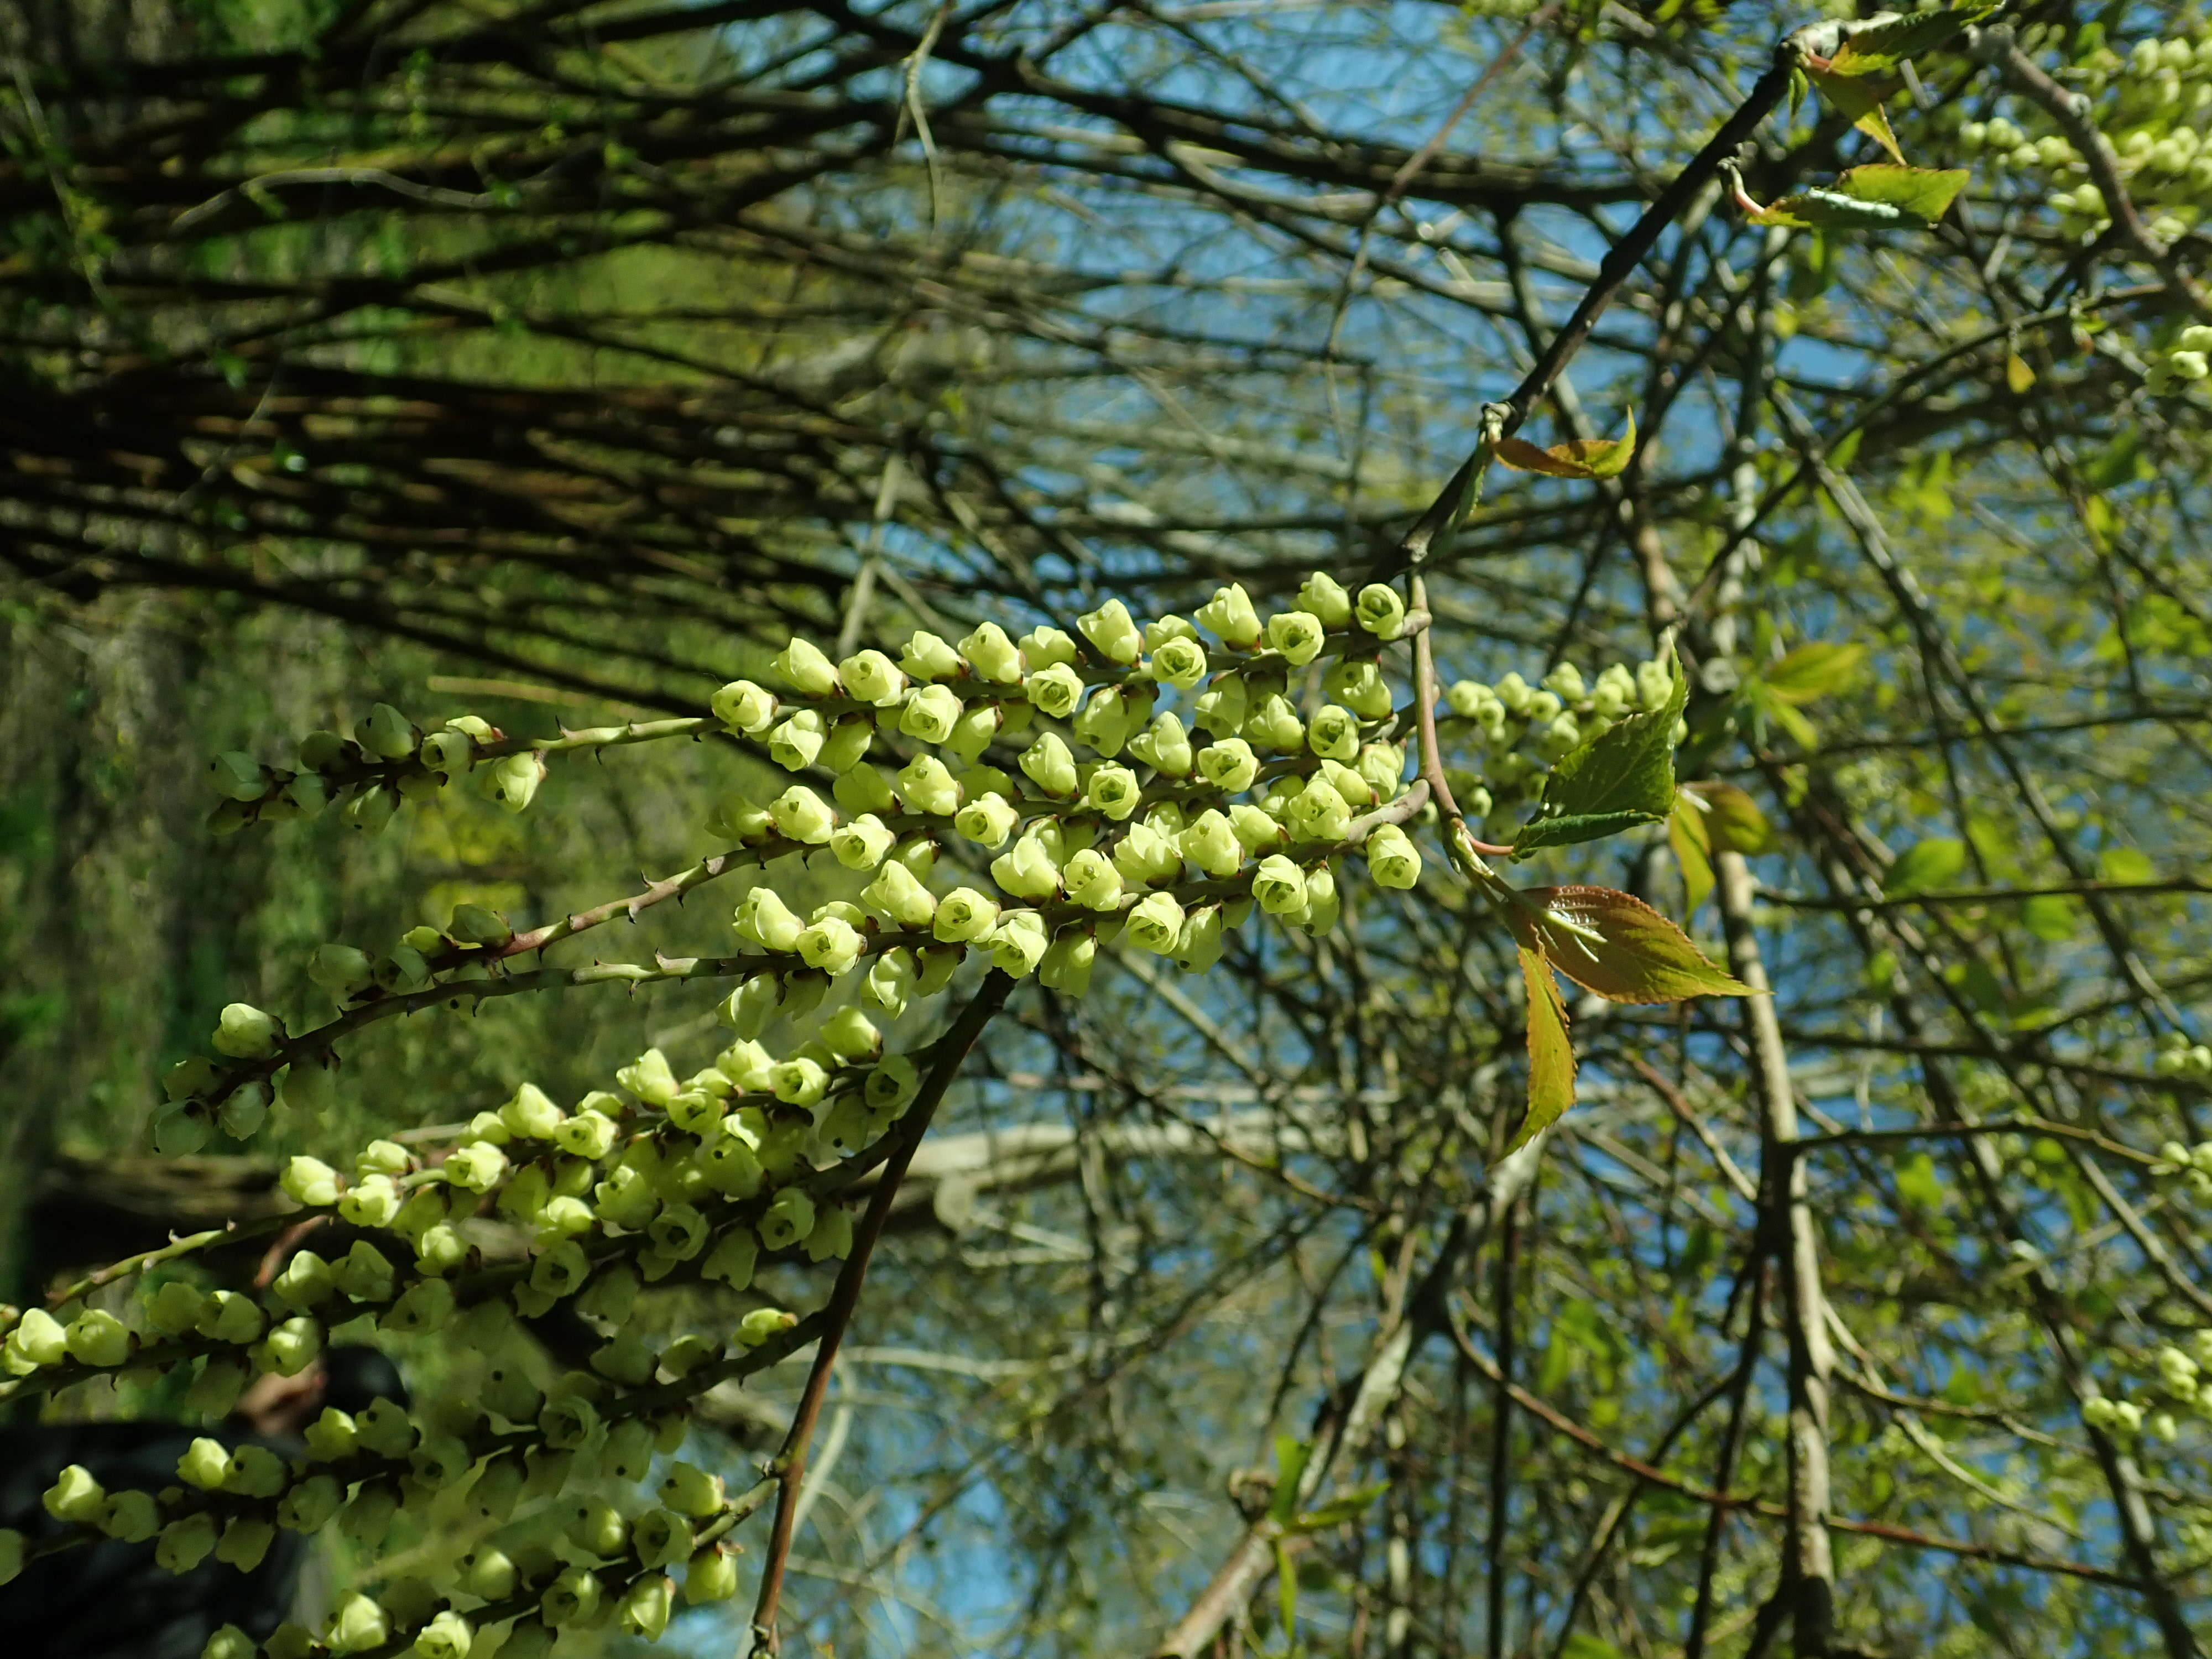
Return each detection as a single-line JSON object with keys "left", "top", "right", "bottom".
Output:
{"left": 1761, "top": 641, "right": 1867, "bottom": 705}
{"left": 1805, "top": 65, "right": 1905, "bottom": 164}
{"left": 1682, "top": 780, "right": 1775, "bottom": 854}
{"left": 1885, "top": 836, "right": 1966, "bottom": 894}
{"left": 1746, "top": 164, "right": 1968, "bottom": 231}
{"left": 1508, "top": 885, "right": 1751, "bottom": 1003}
{"left": 1507, "top": 945, "right": 1575, "bottom": 1153}
{"left": 1670, "top": 796, "right": 1715, "bottom": 915}
{"left": 1494, "top": 410, "right": 1636, "bottom": 479}
{"left": 1514, "top": 656, "right": 1685, "bottom": 854}
{"left": 2006, "top": 352, "right": 2036, "bottom": 394}
{"left": 1826, "top": 4, "right": 1992, "bottom": 75}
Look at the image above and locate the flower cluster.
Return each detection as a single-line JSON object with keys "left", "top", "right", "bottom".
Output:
{"left": 1439, "top": 657, "right": 1675, "bottom": 826}
{"left": 2082, "top": 1329, "right": 2212, "bottom": 1446}
{"left": 206, "top": 705, "right": 539, "bottom": 838}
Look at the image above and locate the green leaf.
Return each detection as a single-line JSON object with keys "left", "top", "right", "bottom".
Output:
{"left": 1514, "top": 656, "right": 1685, "bottom": 854}
{"left": 1669, "top": 795, "right": 1715, "bottom": 915}
{"left": 1746, "top": 164, "right": 1968, "bottom": 231}
{"left": 1761, "top": 641, "right": 1868, "bottom": 705}
{"left": 1276, "top": 1540, "right": 1297, "bottom": 1643}
{"left": 1885, "top": 837, "right": 1967, "bottom": 894}
{"left": 1562, "top": 1637, "right": 1629, "bottom": 1659}
{"left": 2005, "top": 352, "right": 2036, "bottom": 394}
{"left": 1896, "top": 1151, "right": 1944, "bottom": 1211}
{"left": 1804, "top": 65, "right": 1905, "bottom": 164}
{"left": 1682, "top": 780, "right": 1774, "bottom": 854}
{"left": 1509, "top": 885, "right": 1752, "bottom": 1004}
{"left": 1507, "top": 946, "right": 1576, "bottom": 1153}
{"left": 2021, "top": 894, "right": 2075, "bottom": 941}
{"left": 1267, "top": 1435, "right": 1310, "bottom": 1525}
{"left": 1494, "top": 410, "right": 1636, "bottom": 479}
{"left": 1825, "top": 4, "right": 1994, "bottom": 75}
{"left": 1290, "top": 1480, "right": 1390, "bottom": 1533}
{"left": 2099, "top": 845, "right": 2157, "bottom": 884}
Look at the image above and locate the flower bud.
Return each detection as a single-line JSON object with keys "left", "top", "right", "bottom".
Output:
{"left": 1150, "top": 635, "right": 1209, "bottom": 691}
{"left": 734, "top": 886, "right": 806, "bottom": 954}
{"left": 1128, "top": 710, "right": 1193, "bottom": 776}
{"left": 1196, "top": 583, "right": 1262, "bottom": 646}
{"left": 657, "top": 1459, "right": 726, "bottom": 1518}
{"left": 918, "top": 886, "right": 994, "bottom": 946}
{"left": 632, "top": 1506, "right": 695, "bottom": 1570}
{"left": 324, "top": 1592, "right": 395, "bottom": 1654}
{"left": 768, "top": 706, "right": 828, "bottom": 771}
{"left": 765, "top": 1056, "right": 828, "bottom": 1109}
{"left": 960, "top": 622, "right": 1024, "bottom": 684}
{"left": 156, "top": 1514, "right": 220, "bottom": 1574}
{"left": 1364, "top": 824, "right": 1424, "bottom": 889}
{"left": 738, "top": 1306, "right": 801, "bottom": 1347}
{"left": 1227, "top": 804, "right": 1283, "bottom": 852}
{"left": 212, "top": 1516, "right": 275, "bottom": 1573}
{"left": 1243, "top": 693, "right": 1305, "bottom": 753}
{"left": 276, "top": 1473, "right": 341, "bottom": 1533}
{"left": 865, "top": 1053, "right": 922, "bottom": 1118}
{"left": 413, "top": 1610, "right": 473, "bottom": 1659}
{"left": 796, "top": 915, "right": 865, "bottom": 975}
{"left": 1083, "top": 763, "right": 1140, "bottom": 821}
{"left": 941, "top": 701, "right": 1004, "bottom": 764}
{"left": 1319, "top": 759, "right": 1375, "bottom": 809}
{"left": 1174, "top": 904, "right": 1226, "bottom": 973}
{"left": 703, "top": 1230, "right": 765, "bottom": 1292}
{"left": 332, "top": 1241, "right": 396, "bottom": 1304}
{"left": 820, "top": 1006, "right": 881, "bottom": 1062}
{"left": 773, "top": 637, "right": 839, "bottom": 698}
{"left": 839, "top": 648, "right": 907, "bottom": 706}
{"left": 207, "top": 750, "right": 268, "bottom": 802}
{"left": 1014, "top": 732, "right": 1077, "bottom": 798}
{"left": 864, "top": 947, "right": 917, "bottom": 1015}
{"left": 1112, "top": 822, "right": 1183, "bottom": 886}
{"left": 760, "top": 1187, "right": 818, "bottom": 1251}
{"left": 649, "top": 1203, "right": 711, "bottom": 1261}
{"left": 990, "top": 910, "right": 1051, "bottom": 977}
{"left": 1305, "top": 864, "right": 1340, "bottom": 932}
{"left": 43, "top": 1463, "right": 106, "bottom": 1523}
{"left": 1126, "top": 891, "right": 1186, "bottom": 954}
{"left": 483, "top": 753, "right": 544, "bottom": 812}
{"left": 1322, "top": 658, "right": 1393, "bottom": 722}
{"left": 1288, "top": 776, "right": 1353, "bottom": 842}
{"left": 412, "top": 1224, "right": 471, "bottom": 1277}
{"left": 336, "top": 1482, "right": 399, "bottom": 1547}
{"left": 708, "top": 681, "right": 775, "bottom": 738}
{"left": 1024, "top": 663, "right": 1086, "bottom": 718}
{"left": 955, "top": 791, "right": 1020, "bottom": 849}
{"left": 202, "top": 1625, "right": 258, "bottom": 1659}
{"left": 1353, "top": 582, "right": 1406, "bottom": 639}
{"left": 101, "top": 1488, "right": 160, "bottom": 1543}
{"left": 212, "top": 1001, "right": 281, "bottom": 1060}
{"left": 1193, "top": 673, "right": 1248, "bottom": 739}
{"left": 1307, "top": 703, "right": 1361, "bottom": 761}
{"left": 989, "top": 834, "right": 1061, "bottom": 901}
{"left": 1071, "top": 685, "right": 1140, "bottom": 758}
{"left": 1286, "top": 569, "right": 1348, "bottom": 627}
{"left": 893, "top": 683, "right": 959, "bottom": 748}
{"left": 259, "top": 1312, "right": 325, "bottom": 1373}
{"left": 332, "top": 1172, "right": 400, "bottom": 1230}
{"left": 178, "top": 1436, "right": 232, "bottom": 1491}
{"left": 686, "top": 1545, "right": 740, "bottom": 1604}
{"left": 896, "top": 753, "right": 963, "bottom": 816}
{"left": 63, "top": 1309, "right": 129, "bottom": 1369}
{"left": 442, "top": 1138, "right": 507, "bottom": 1192}
{"left": 897, "top": 629, "right": 961, "bottom": 681}
{"left": 304, "top": 1405, "right": 357, "bottom": 1460}
{"left": 1078, "top": 599, "right": 1143, "bottom": 664}
{"left": 1030, "top": 928, "right": 1092, "bottom": 995}
{"left": 620, "top": 1574, "right": 675, "bottom": 1640}
{"left": 1048, "top": 847, "right": 1116, "bottom": 912}
{"left": 1180, "top": 809, "right": 1244, "bottom": 877}
{"left": 834, "top": 764, "right": 900, "bottom": 826}
{"left": 194, "top": 1288, "right": 265, "bottom": 1345}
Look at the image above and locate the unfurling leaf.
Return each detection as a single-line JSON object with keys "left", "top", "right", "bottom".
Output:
{"left": 1884, "top": 837, "right": 1966, "bottom": 894}
{"left": 1290, "top": 1480, "right": 1390, "bottom": 1534}
{"left": 1745, "top": 164, "right": 1968, "bottom": 231}
{"left": 1514, "top": 654, "right": 1686, "bottom": 854}
{"left": 1804, "top": 65, "right": 1905, "bottom": 164}
{"left": 1760, "top": 641, "right": 1866, "bottom": 705}
{"left": 1669, "top": 796, "right": 1715, "bottom": 915}
{"left": 1508, "top": 886, "right": 1751, "bottom": 1003}
{"left": 1509, "top": 946, "right": 1575, "bottom": 1153}
{"left": 1681, "top": 780, "right": 1774, "bottom": 854}
{"left": 1267, "top": 1436, "right": 1310, "bottom": 1525}
{"left": 1495, "top": 410, "right": 1636, "bottom": 479}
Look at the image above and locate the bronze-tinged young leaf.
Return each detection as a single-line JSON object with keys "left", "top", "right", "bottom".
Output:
{"left": 1514, "top": 885, "right": 1752, "bottom": 1003}
{"left": 1508, "top": 946, "right": 1575, "bottom": 1153}
{"left": 1682, "top": 780, "right": 1775, "bottom": 854}
{"left": 1494, "top": 411, "right": 1636, "bottom": 479}
{"left": 1760, "top": 640, "right": 1867, "bottom": 705}
{"left": 1513, "top": 655, "right": 1686, "bottom": 854}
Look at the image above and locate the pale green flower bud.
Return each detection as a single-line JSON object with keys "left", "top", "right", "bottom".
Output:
{"left": 1150, "top": 634, "right": 1209, "bottom": 691}
{"left": 1085, "top": 763, "right": 1140, "bottom": 821}
{"left": 545, "top": 1562, "right": 607, "bottom": 1628}
{"left": 1307, "top": 703, "right": 1361, "bottom": 761}
{"left": 633, "top": 1506, "right": 695, "bottom": 1570}
{"left": 833, "top": 764, "right": 896, "bottom": 819}
{"left": 1228, "top": 804, "right": 1284, "bottom": 852}
{"left": 307, "top": 943, "right": 374, "bottom": 1001}
{"left": 538, "top": 1391, "right": 602, "bottom": 1452}
{"left": 102, "top": 1488, "right": 160, "bottom": 1542}
{"left": 895, "top": 684, "right": 960, "bottom": 746}
{"left": 483, "top": 753, "right": 544, "bottom": 812}
{"left": 588, "top": 1324, "right": 654, "bottom": 1385}
{"left": 1635, "top": 659, "right": 1671, "bottom": 708}
{"left": 954, "top": 791, "right": 1020, "bottom": 849}
{"left": 259, "top": 1313, "right": 325, "bottom": 1373}
{"left": 1244, "top": 693, "right": 1305, "bottom": 753}
{"left": 665, "top": 1089, "right": 723, "bottom": 1135}
{"left": 1354, "top": 583, "right": 1406, "bottom": 639}
{"left": 1325, "top": 659, "right": 1396, "bottom": 720}
{"left": 1254, "top": 854, "right": 1310, "bottom": 919}
{"left": 409, "top": 1432, "right": 472, "bottom": 1490}
{"left": 896, "top": 753, "right": 962, "bottom": 816}
{"left": 1193, "top": 673, "right": 1248, "bottom": 739}
{"left": 1174, "top": 904, "right": 1226, "bottom": 973}
{"left": 723, "top": 972, "right": 782, "bottom": 1039}
{"left": 337, "top": 1173, "right": 401, "bottom": 1229}
{"left": 356, "top": 703, "right": 415, "bottom": 762}
{"left": 1019, "top": 626, "right": 1078, "bottom": 670}
{"left": 1019, "top": 732, "right": 1079, "bottom": 796}
{"left": 375, "top": 944, "right": 432, "bottom": 993}
{"left": 156, "top": 1514, "right": 220, "bottom": 1574}
{"left": 1446, "top": 680, "right": 1491, "bottom": 718}
{"left": 990, "top": 910, "right": 1051, "bottom": 977}
{"left": 1293, "top": 570, "right": 1349, "bottom": 626}
{"left": 1025, "top": 662, "right": 1086, "bottom": 718}
{"left": 279, "top": 1156, "right": 341, "bottom": 1209}
{"left": 1039, "top": 932, "right": 1096, "bottom": 995}
{"left": 1073, "top": 684, "right": 1145, "bottom": 757}
{"left": 64, "top": 1310, "right": 129, "bottom": 1369}
{"left": 865, "top": 948, "right": 917, "bottom": 1014}
{"left": 865, "top": 1053, "right": 922, "bottom": 1117}
{"left": 734, "top": 887, "right": 805, "bottom": 954}
{"left": 657, "top": 1459, "right": 726, "bottom": 1518}
{"left": 44, "top": 1463, "right": 106, "bottom": 1522}
{"left": 770, "top": 1057, "right": 830, "bottom": 1108}
{"left": 213, "top": 1516, "right": 275, "bottom": 1572}
{"left": 1127, "top": 891, "right": 1186, "bottom": 954}
{"left": 702, "top": 1228, "right": 760, "bottom": 1288}
{"left": 1364, "top": 824, "right": 1423, "bottom": 889}
{"left": 649, "top": 1203, "right": 711, "bottom": 1261}
{"left": 414, "top": 1610, "right": 473, "bottom": 1659}
{"left": 935, "top": 886, "right": 1000, "bottom": 942}
{"left": 1357, "top": 742, "right": 1405, "bottom": 800}
{"left": 820, "top": 1006, "right": 881, "bottom": 1062}
{"left": 760, "top": 1188, "right": 818, "bottom": 1250}
{"left": 894, "top": 629, "right": 957, "bottom": 681}
{"left": 445, "top": 1141, "right": 508, "bottom": 1192}
{"left": 738, "top": 1306, "right": 800, "bottom": 1347}
{"left": 1112, "top": 822, "right": 1182, "bottom": 886}
{"left": 797, "top": 916, "right": 865, "bottom": 975}
{"left": 531, "top": 1240, "right": 592, "bottom": 1300}
{"left": 953, "top": 622, "right": 1017, "bottom": 684}
{"left": 1192, "top": 583, "right": 1259, "bottom": 646}
{"left": 1265, "top": 609, "right": 1326, "bottom": 666}
{"left": 276, "top": 1474, "right": 341, "bottom": 1533}
{"left": 304, "top": 1407, "right": 357, "bottom": 1463}
{"left": 915, "top": 944, "right": 963, "bottom": 995}
{"left": 197, "top": 1288, "right": 266, "bottom": 1344}
{"left": 202, "top": 1624, "right": 256, "bottom": 1659}
{"left": 1128, "top": 711, "right": 1193, "bottom": 775}
{"left": 773, "top": 637, "right": 838, "bottom": 698}
{"left": 326, "top": 1592, "right": 394, "bottom": 1653}
{"left": 1319, "top": 759, "right": 1375, "bottom": 808}
{"left": 212, "top": 1001, "right": 281, "bottom": 1060}
{"left": 1305, "top": 864, "right": 1340, "bottom": 932}
{"left": 942, "top": 702, "right": 1005, "bottom": 763}
{"left": 1178, "top": 808, "right": 1243, "bottom": 877}
{"left": 767, "top": 708, "right": 825, "bottom": 772}
{"left": 992, "top": 834, "right": 1062, "bottom": 900}
{"left": 686, "top": 1545, "right": 740, "bottom": 1604}
{"left": 711, "top": 679, "right": 778, "bottom": 734}
{"left": 462, "top": 1546, "right": 517, "bottom": 1601}
{"left": 354, "top": 1138, "right": 410, "bottom": 1180}
{"left": 331, "top": 1242, "right": 395, "bottom": 1305}
{"left": 533, "top": 1196, "right": 594, "bottom": 1248}
{"left": 620, "top": 1574, "right": 675, "bottom": 1640}
{"left": 178, "top": 1436, "right": 232, "bottom": 1490}
{"left": 414, "top": 1224, "right": 471, "bottom": 1276}
{"left": 335, "top": 1483, "right": 398, "bottom": 1547}
{"left": 297, "top": 729, "right": 350, "bottom": 771}
{"left": 839, "top": 649, "right": 906, "bottom": 707}
{"left": 1288, "top": 777, "right": 1353, "bottom": 842}
{"left": 162, "top": 1056, "right": 219, "bottom": 1104}
{"left": 1078, "top": 599, "right": 1143, "bottom": 664}
{"left": 816, "top": 1094, "right": 870, "bottom": 1156}
{"left": 761, "top": 785, "right": 831, "bottom": 846}
{"left": 1062, "top": 847, "right": 1123, "bottom": 911}
{"left": 225, "top": 1443, "right": 288, "bottom": 1499}
{"left": 863, "top": 860, "right": 940, "bottom": 931}
{"left": 712, "top": 1039, "right": 773, "bottom": 1095}
{"left": 1543, "top": 661, "right": 1585, "bottom": 703}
